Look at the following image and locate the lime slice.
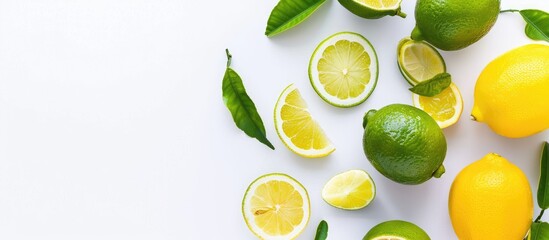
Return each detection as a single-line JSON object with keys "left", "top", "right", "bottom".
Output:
{"left": 274, "top": 84, "right": 335, "bottom": 158}
{"left": 242, "top": 173, "right": 310, "bottom": 240}
{"left": 309, "top": 32, "right": 378, "bottom": 108}
{"left": 397, "top": 38, "right": 446, "bottom": 85}
{"left": 322, "top": 169, "right": 375, "bottom": 210}
{"left": 338, "top": 0, "right": 406, "bottom": 19}
{"left": 413, "top": 82, "right": 463, "bottom": 128}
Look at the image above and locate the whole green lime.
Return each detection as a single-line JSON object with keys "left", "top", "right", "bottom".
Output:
{"left": 362, "top": 104, "right": 446, "bottom": 184}
{"left": 411, "top": 0, "right": 500, "bottom": 51}
{"left": 363, "top": 220, "right": 431, "bottom": 240}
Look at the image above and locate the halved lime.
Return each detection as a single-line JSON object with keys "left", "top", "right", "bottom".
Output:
{"left": 338, "top": 0, "right": 406, "bottom": 19}
{"left": 309, "top": 32, "right": 378, "bottom": 108}
{"left": 242, "top": 173, "right": 310, "bottom": 240}
{"left": 322, "top": 169, "right": 375, "bottom": 210}
{"left": 397, "top": 38, "right": 446, "bottom": 85}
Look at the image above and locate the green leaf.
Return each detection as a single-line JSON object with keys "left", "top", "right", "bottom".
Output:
{"left": 314, "top": 220, "right": 328, "bottom": 240}
{"left": 409, "top": 73, "right": 452, "bottom": 97}
{"left": 530, "top": 222, "right": 549, "bottom": 240}
{"left": 265, "top": 0, "right": 327, "bottom": 37}
{"left": 520, "top": 9, "right": 549, "bottom": 42}
{"left": 538, "top": 142, "right": 549, "bottom": 209}
{"left": 222, "top": 49, "right": 275, "bottom": 150}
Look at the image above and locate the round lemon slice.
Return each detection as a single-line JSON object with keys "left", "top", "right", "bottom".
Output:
{"left": 242, "top": 173, "right": 310, "bottom": 240}
{"left": 397, "top": 38, "right": 446, "bottom": 85}
{"left": 274, "top": 84, "right": 335, "bottom": 158}
{"left": 322, "top": 169, "right": 376, "bottom": 210}
{"left": 412, "top": 82, "right": 463, "bottom": 128}
{"left": 309, "top": 32, "right": 378, "bottom": 108}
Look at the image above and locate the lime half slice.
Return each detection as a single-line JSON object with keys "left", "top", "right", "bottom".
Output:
{"left": 397, "top": 38, "right": 446, "bottom": 85}
{"left": 309, "top": 32, "right": 378, "bottom": 108}
{"left": 322, "top": 169, "right": 376, "bottom": 210}
{"left": 338, "top": 0, "right": 406, "bottom": 19}
{"left": 242, "top": 173, "right": 310, "bottom": 240}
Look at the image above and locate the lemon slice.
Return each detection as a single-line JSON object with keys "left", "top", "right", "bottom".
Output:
{"left": 397, "top": 38, "right": 446, "bottom": 85}
{"left": 322, "top": 169, "right": 376, "bottom": 210}
{"left": 413, "top": 83, "right": 463, "bottom": 128}
{"left": 309, "top": 32, "right": 378, "bottom": 108}
{"left": 242, "top": 173, "right": 310, "bottom": 240}
{"left": 274, "top": 84, "right": 335, "bottom": 158}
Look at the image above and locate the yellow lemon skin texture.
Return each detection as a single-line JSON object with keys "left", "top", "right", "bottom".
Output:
{"left": 449, "top": 153, "right": 533, "bottom": 240}
{"left": 472, "top": 44, "right": 549, "bottom": 138}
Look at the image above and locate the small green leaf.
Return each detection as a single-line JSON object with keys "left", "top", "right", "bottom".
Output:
{"left": 265, "top": 0, "right": 327, "bottom": 37}
{"left": 314, "top": 220, "right": 328, "bottom": 240}
{"left": 222, "top": 49, "right": 275, "bottom": 150}
{"left": 409, "top": 73, "right": 452, "bottom": 97}
{"left": 520, "top": 9, "right": 549, "bottom": 42}
{"left": 530, "top": 222, "right": 549, "bottom": 240}
{"left": 538, "top": 142, "right": 549, "bottom": 209}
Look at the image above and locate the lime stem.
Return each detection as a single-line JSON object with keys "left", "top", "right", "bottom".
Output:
{"left": 396, "top": 10, "right": 407, "bottom": 18}
{"left": 500, "top": 9, "right": 520, "bottom": 13}
{"left": 226, "top": 49, "right": 232, "bottom": 68}
{"left": 535, "top": 209, "right": 545, "bottom": 223}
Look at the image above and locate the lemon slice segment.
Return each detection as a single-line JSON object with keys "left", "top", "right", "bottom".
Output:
{"left": 309, "top": 32, "right": 378, "bottom": 108}
{"left": 397, "top": 38, "right": 446, "bottom": 85}
{"left": 274, "top": 84, "right": 335, "bottom": 158}
{"left": 322, "top": 169, "right": 376, "bottom": 210}
{"left": 242, "top": 173, "right": 310, "bottom": 240}
{"left": 413, "top": 83, "right": 463, "bottom": 128}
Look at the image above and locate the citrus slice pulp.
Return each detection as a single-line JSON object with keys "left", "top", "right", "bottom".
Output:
{"left": 397, "top": 38, "right": 446, "bottom": 85}
{"left": 412, "top": 82, "right": 463, "bottom": 128}
{"left": 357, "top": 0, "right": 401, "bottom": 10}
{"left": 274, "top": 84, "right": 335, "bottom": 158}
{"left": 322, "top": 169, "right": 376, "bottom": 210}
{"left": 242, "top": 173, "right": 310, "bottom": 240}
{"left": 309, "top": 32, "right": 378, "bottom": 107}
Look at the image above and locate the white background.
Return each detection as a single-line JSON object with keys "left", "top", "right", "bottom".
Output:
{"left": 0, "top": 0, "right": 547, "bottom": 239}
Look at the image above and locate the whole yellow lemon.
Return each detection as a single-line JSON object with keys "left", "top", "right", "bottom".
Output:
{"left": 449, "top": 153, "right": 533, "bottom": 240}
{"left": 472, "top": 44, "right": 549, "bottom": 138}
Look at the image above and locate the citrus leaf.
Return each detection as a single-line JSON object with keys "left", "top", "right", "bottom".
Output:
{"left": 519, "top": 9, "right": 549, "bottom": 42}
{"left": 265, "top": 0, "right": 327, "bottom": 37}
{"left": 314, "top": 220, "right": 328, "bottom": 240}
{"left": 409, "top": 73, "right": 452, "bottom": 97}
{"left": 530, "top": 222, "right": 549, "bottom": 240}
{"left": 222, "top": 49, "right": 275, "bottom": 150}
{"left": 538, "top": 142, "right": 549, "bottom": 209}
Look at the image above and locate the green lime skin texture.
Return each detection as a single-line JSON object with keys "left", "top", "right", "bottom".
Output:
{"left": 363, "top": 220, "right": 431, "bottom": 240}
{"left": 362, "top": 104, "right": 446, "bottom": 185}
{"left": 338, "top": 0, "right": 406, "bottom": 19}
{"left": 411, "top": 0, "right": 500, "bottom": 51}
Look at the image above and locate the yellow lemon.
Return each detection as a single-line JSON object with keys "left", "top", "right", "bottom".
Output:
{"left": 449, "top": 153, "right": 533, "bottom": 240}
{"left": 472, "top": 44, "right": 549, "bottom": 138}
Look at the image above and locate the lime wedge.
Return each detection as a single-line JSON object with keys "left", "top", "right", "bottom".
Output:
{"left": 397, "top": 38, "right": 446, "bottom": 85}
{"left": 322, "top": 169, "right": 375, "bottom": 210}
{"left": 309, "top": 32, "right": 378, "bottom": 108}
{"left": 242, "top": 173, "right": 310, "bottom": 239}
{"left": 338, "top": 0, "right": 406, "bottom": 19}
{"left": 274, "top": 84, "right": 335, "bottom": 158}
{"left": 413, "top": 82, "right": 463, "bottom": 128}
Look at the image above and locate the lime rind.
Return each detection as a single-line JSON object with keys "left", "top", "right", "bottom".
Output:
{"left": 274, "top": 84, "right": 335, "bottom": 158}
{"left": 309, "top": 32, "right": 379, "bottom": 108}
{"left": 242, "top": 173, "right": 311, "bottom": 240}
{"left": 321, "top": 169, "right": 376, "bottom": 210}
{"left": 397, "top": 38, "right": 446, "bottom": 86}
